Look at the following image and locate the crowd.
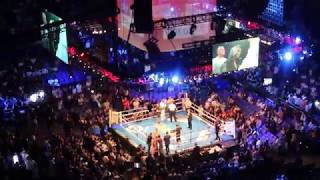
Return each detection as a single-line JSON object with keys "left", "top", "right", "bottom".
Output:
{"left": 1, "top": 0, "right": 320, "bottom": 179}
{"left": 235, "top": 49, "right": 320, "bottom": 118}
{"left": 1, "top": 43, "right": 320, "bottom": 180}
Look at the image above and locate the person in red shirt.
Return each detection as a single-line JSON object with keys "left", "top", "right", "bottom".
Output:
{"left": 122, "top": 97, "right": 130, "bottom": 110}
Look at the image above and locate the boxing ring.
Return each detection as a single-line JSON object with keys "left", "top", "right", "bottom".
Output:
{"left": 110, "top": 99, "right": 236, "bottom": 154}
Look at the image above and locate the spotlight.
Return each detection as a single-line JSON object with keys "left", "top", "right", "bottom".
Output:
{"left": 170, "top": 7, "right": 175, "bottom": 12}
{"left": 38, "top": 90, "right": 45, "bottom": 98}
{"left": 315, "top": 100, "right": 320, "bottom": 110}
{"left": 167, "top": 30, "right": 176, "bottom": 40}
{"left": 159, "top": 77, "right": 165, "bottom": 86}
{"left": 29, "top": 90, "right": 45, "bottom": 103}
{"left": 172, "top": 76, "right": 179, "bottom": 84}
{"left": 29, "top": 94, "right": 38, "bottom": 103}
{"left": 302, "top": 50, "right": 308, "bottom": 54}
{"left": 190, "top": 24, "right": 197, "bottom": 35}
{"left": 295, "top": 36, "right": 301, "bottom": 44}
{"left": 143, "top": 37, "right": 160, "bottom": 55}
{"left": 284, "top": 51, "right": 293, "bottom": 61}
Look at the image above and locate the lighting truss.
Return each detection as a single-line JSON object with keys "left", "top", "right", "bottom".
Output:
{"left": 154, "top": 12, "right": 216, "bottom": 29}
{"left": 182, "top": 38, "right": 216, "bottom": 49}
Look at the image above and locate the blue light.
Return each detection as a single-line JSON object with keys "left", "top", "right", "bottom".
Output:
{"left": 300, "top": 56, "right": 304, "bottom": 60}
{"left": 154, "top": 74, "right": 159, "bottom": 82}
{"left": 284, "top": 51, "right": 293, "bottom": 61}
{"left": 172, "top": 76, "right": 179, "bottom": 84}
{"left": 85, "top": 40, "right": 91, "bottom": 48}
{"left": 159, "top": 77, "right": 165, "bottom": 86}
{"left": 295, "top": 37, "right": 301, "bottom": 44}
{"left": 302, "top": 50, "right": 308, "bottom": 55}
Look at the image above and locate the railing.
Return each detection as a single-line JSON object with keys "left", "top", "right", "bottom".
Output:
{"left": 124, "top": 123, "right": 214, "bottom": 152}
{"left": 189, "top": 101, "right": 219, "bottom": 126}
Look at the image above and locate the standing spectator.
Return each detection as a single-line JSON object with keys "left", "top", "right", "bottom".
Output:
{"left": 164, "top": 132, "right": 171, "bottom": 154}
{"left": 187, "top": 109, "right": 192, "bottom": 130}
{"left": 147, "top": 133, "right": 152, "bottom": 154}
{"left": 215, "top": 122, "right": 221, "bottom": 141}
{"left": 122, "top": 97, "right": 130, "bottom": 110}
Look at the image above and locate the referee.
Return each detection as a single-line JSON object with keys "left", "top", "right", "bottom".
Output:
{"left": 168, "top": 102, "right": 177, "bottom": 122}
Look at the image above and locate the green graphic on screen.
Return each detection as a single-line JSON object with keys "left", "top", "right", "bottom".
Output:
{"left": 41, "top": 11, "right": 68, "bottom": 64}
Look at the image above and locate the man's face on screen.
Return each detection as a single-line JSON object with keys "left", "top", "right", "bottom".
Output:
{"left": 217, "top": 47, "right": 225, "bottom": 57}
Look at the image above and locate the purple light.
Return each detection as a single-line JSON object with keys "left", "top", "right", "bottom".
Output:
{"left": 170, "top": 7, "right": 174, "bottom": 12}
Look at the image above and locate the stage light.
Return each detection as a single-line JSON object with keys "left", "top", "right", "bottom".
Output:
{"left": 29, "top": 94, "right": 38, "bottom": 103}
{"left": 284, "top": 51, "right": 293, "bottom": 61}
{"left": 295, "top": 36, "right": 301, "bottom": 44}
{"left": 300, "top": 55, "right": 304, "bottom": 60}
{"left": 315, "top": 100, "right": 320, "bottom": 110}
{"left": 159, "top": 77, "right": 165, "bottom": 86}
{"left": 29, "top": 90, "right": 45, "bottom": 103}
{"left": 167, "top": 30, "right": 176, "bottom": 40}
{"left": 154, "top": 74, "right": 159, "bottom": 82}
{"left": 170, "top": 7, "right": 175, "bottom": 12}
{"left": 302, "top": 50, "right": 307, "bottom": 54}
{"left": 190, "top": 24, "right": 197, "bottom": 35}
{"left": 172, "top": 76, "right": 179, "bottom": 84}
{"left": 227, "top": 13, "right": 232, "bottom": 17}
{"left": 38, "top": 90, "right": 45, "bottom": 98}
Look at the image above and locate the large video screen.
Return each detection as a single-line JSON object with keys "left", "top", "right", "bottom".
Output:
{"left": 212, "top": 37, "right": 260, "bottom": 74}
{"left": 41, "top": 11, "right": 68, "bottom": 64}
{"left": 118, "top": 0, "right": 217, "bottom": 52}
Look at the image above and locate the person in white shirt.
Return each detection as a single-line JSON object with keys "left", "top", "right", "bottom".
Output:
{"left": 168, "top": 103, "right": 177, "bottom": 122}
{"left": 212, "top": 46, "right": 227, "bottom": 74}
